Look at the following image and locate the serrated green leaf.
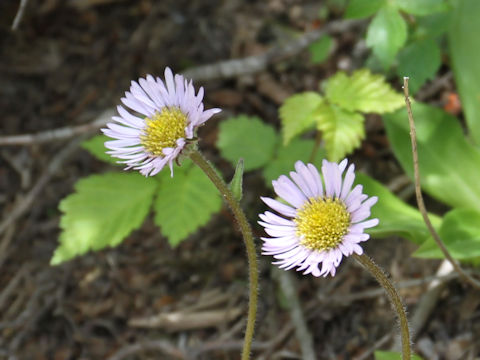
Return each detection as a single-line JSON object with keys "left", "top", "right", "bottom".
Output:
{"left": 397, "top": 39, "right": 441, "bottom": 94}
{"left": 366, "top": 6, "right": 407, "bottom": 69}
{"left": 217, "top": 115, "right": 278, "bottom": 171}
{"left": 356, "top": 173, "right": 441, "bottom": 244}
{"left": 394, "top": 0, "right": 449, "bottom": 16}
{"left": 375, "top": 350, "right": 423, "bottom": 360}
{"left": 154, "top": 161, "right": 222, "bottom": 246}
{"left": 345, "top": 0, "right": 385, "bottom": 18}
{"left": 263, "top": 138, "right": 326, "bottom": 186}
{"left": 309, "top": 36, "right": 333, "bottom": 64}
{"left": 82, "top": 135, "right": 119, "bottom": 165}
{"left": 229, "top": 159, "right": 244, "bottom": 201}
{"left": 280, "top": 92, "right": 324, "bottom": 145}
{"left": 316, "top": 103, "right": 365, "bottom": 161}
{"left": 415, "top": 209, "right": 480, "bottom": 259}
{"left": 384, "top": 102, "right": 480, "bottom": 211}
{"left": 51, "top": 173, "right": 157, "bottom": 265}
{"left": 448, "top": 0, "right": 480, "bottom": 144}
{"left": 325, "top": 69, "right": 404, "bottom": 113}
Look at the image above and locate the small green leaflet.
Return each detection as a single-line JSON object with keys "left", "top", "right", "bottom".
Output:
{"left": 309, "top": 36, "right": 333, "bottom": 64}
{"left": 394, "top": 0, "right": 449, "bottom": 16}
{"left": 345, "top": 0, "right": 385, "bottom": 19}
{"left": 279, "top": 92, "right": 324, "bottom": 145}
{"left": 82, "top": 135, "right": 119, "bottom": 165}
{"left": 375, "top": 350, "right": 423, "bottom": 360}
{"left": 325, "top": 69, "right": 404, "bottom": 113}
{"left": 229, "top": 159, "right": 244, "bottom": 202}
{"left": 217, "top": 115, "right": 278, "bottom": 171}
{"left": 51, "top": 172, "right": 157, "bottom": 265}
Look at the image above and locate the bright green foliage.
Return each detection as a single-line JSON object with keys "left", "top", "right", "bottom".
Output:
{"left": 218, "top": 115, "right": 278, "bottom": 171}
{"left": 415, "top": 209, "right": 480, "bottom": 259}
{"left": 279, "top": 92, "right": 324, "bottom": 145}
{"left": 448, "top": 0, "right": 480, "bottom": 144}
{"left": 51, "top": 173, "right": 157, "bottom": 264}
{"left": 316, "top": 102, "right": 365, "bottom": 162}
{"left": 366, "top": 6, "right": 407, "bottom": 68}
{"left": 325, "top": 70, "right": 404, "bottom": 113}
{"left": 345, "top": 0, "right": 385, "bottom": 18}
{"left": 384, "top": 103, "right": 480, "bottom": 212}
{"left": 263, "top": 138, "right": 325, "bottom": 186}
{"left": 375, "top": 350, "right": 423, "bottom": 360}
{"left": 309, "top": 36, "right": 333, "bottom": 64}
{"left": 356, "top": 173, "right": 441, "bottom": 244}
{"left": 153, "top": 161, "right": 222, "bottom": 246}
{"left": 229, "top": 159, "right": 244, "bottom": 202}
{"left": 394, "top": 0, "right": 448, "bottom": 16}
{"left": 397, "top": 39, "right": 441, "bottom": 94}
{"left": 82, "top": 135, "right": 119, "bottom": 165}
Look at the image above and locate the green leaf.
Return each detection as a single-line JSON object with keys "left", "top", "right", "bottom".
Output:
{"left": 448, "top": 0, "right": 480, "bottom": 144}
{"left": 82, "top": 135, "right": 119, "bottom": 165}
{"left": 413, "top": 12, "right": 452, "bottom": 39}
{"left": 345, "top": 0, "right": 385, "bottom": 18}
{"left": 280, "top": 93, "right": 324, "bottom": 145}
{"left": 217, "top": 115, "right": 278, "bottom": 171}
{"left": 51, "top": 173, "right": 157, "bottom": 265}
{"left": 356, "top": 173, "right": 441, "bottom": 244}
{"left": 375, "top": 350, "right": 423, "bottom": 360}
{"left": 397, "top": 39, "right": 441, "bottom": 94}
{"left": 366, "top": 6, "right": 407, "bottom": 68}
{"left": 325, "top": 69, "right": 404, "bottom": 113}
{"left": 153, "top": 161, "right": 222, "bottom": 246}
{"left": 384, "top": 103, "right": 480, "bottom": 211}
{"left": 415, "top": 209, "right": 480, "bottom": 259}
{"left": 309, "top": 36, "right": 333, "bottom": 64}
{"left": 316, "top": 102, "right": 365, "bottom": 162}
{"left": 263, "top": 138, "right": 326, "bottom": 186}
{"left": 229, "top": 159, "right": 244, "bottom": 202}
{"left": 394, "top": 0, "right": 449, "bottom": 16}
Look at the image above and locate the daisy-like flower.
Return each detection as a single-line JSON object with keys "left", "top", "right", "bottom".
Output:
{"left": 102, "top": 67, "right": 221, "bottom": 176}
{"left": 259, "top": 159, "right": 379, "bottom": 277}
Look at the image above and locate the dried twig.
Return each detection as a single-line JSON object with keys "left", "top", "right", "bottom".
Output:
{"left": 11, "top": 0, "right": 29, "bottom": 31}
{"left": 106, "top": 340, "right": 185, "bottom": 360}
{"left": 403, "top": 77, "right": 480, "bottom": 289}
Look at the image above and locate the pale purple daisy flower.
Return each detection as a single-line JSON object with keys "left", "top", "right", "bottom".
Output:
{"left": 102, "top": 67, "right": 221, "bottom": 177}
{"left": 259, "top": 159, "right": 379, "bottom": 277}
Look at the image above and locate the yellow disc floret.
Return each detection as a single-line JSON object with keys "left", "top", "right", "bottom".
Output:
{"left": 141, "top": 107, "right": 187, "bottom": 155}
{"left": 295, "top": 197, "right": 350, "bottom": 251}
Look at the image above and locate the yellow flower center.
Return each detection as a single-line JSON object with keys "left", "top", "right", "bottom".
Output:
{"left": 141, "top": 107, "right": 187, "bottom": 155}
{"left": 295, "top": 197, "right": 350, "bottom": 251}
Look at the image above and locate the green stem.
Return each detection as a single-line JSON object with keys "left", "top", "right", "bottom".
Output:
{"left": 189, "top": 149, "right": 258, "bottom": 360}
{"left": 353, "top": 253, "right": 411, "bottom": 360}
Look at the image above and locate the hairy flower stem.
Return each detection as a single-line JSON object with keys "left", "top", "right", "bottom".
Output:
{"left": 353, "top": 253, "right": 411, "bottom": 360}
{"left": 189, "top": 149, "right": 258, "bottom": 360}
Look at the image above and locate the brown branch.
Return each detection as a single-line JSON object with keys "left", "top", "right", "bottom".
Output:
{"left": 403, "top": 77, "right": 480, "bottom": 289}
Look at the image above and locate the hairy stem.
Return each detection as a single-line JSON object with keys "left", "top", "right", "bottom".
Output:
{"left": 189, "top": 149, "right": 258, "bottom": 360}
{"left": 353, "top": 253, "right": 411, "bottom": 360}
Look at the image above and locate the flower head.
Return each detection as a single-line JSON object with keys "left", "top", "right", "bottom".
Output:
{"left": 259, "top": 159, "right": 379, "bottom": 277}
{"left": 102, "top": 67, "right": 221, "bottom": 176}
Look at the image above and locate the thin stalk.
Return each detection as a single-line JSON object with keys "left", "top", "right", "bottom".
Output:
{"left": 353, "top": 253, "right": 411, "bottom": 360}
{"left": 189, "top": 149, "right": 258, "bottom": 360}
{"left": 402, "top": 77, "right": 480, "bottom": 289}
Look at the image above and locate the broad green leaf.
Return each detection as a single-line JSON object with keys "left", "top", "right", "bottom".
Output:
{"left": 325, "top": 69, "right": 404, "bottom": 113}
{"left": 217, "top": 115, "right": 278, "bottom": 171}
{"left": 52, "top": 173, "right": 157, "bottom": 264}
{"left": 316, "top": 102, "right": 365, "bottom": 162}
{"left": 413, "top": 12, "right": 452, "bottom": 39}
{"left": 280, "top": 93, "right": 324, "bottom": 145}
{"left": 309, "top": 36, "right": 333, "bottom": 64}
{"left": 229, "top": 159, "right": 244, "bottom": 202}
{"left": 263, "top": 138, "right": 325, "bottom": 186}
{"left": 384, "top": 103, "right": 480, "bottom": 211}
{"left": 154, "top": 161, "right": 222, "bottom": 246}
{"left": 448, "top": 0, "right": 480, "bottom": 144}
{"left": 394, "top": 0, "right": 448, "bottom": 16}
{"left": 415, "top": 209, "right": 480, "bottom": 259}
{"left": 82, "top": 135, "right": 119, "bottom": 165}
{"left": 345, "top": 0, "right": 385, "bottom": 18}
{"left": 366, "top": 6, "right": 407, "bottom": 69}
{"left": 397, "top": 39, "right": 441, "bottom": 94}
{"left": 356, "top": 173, "right": 440, "bottom": 244}
{"left": 375, "top": 350, "right": 423, "bottom": 360}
